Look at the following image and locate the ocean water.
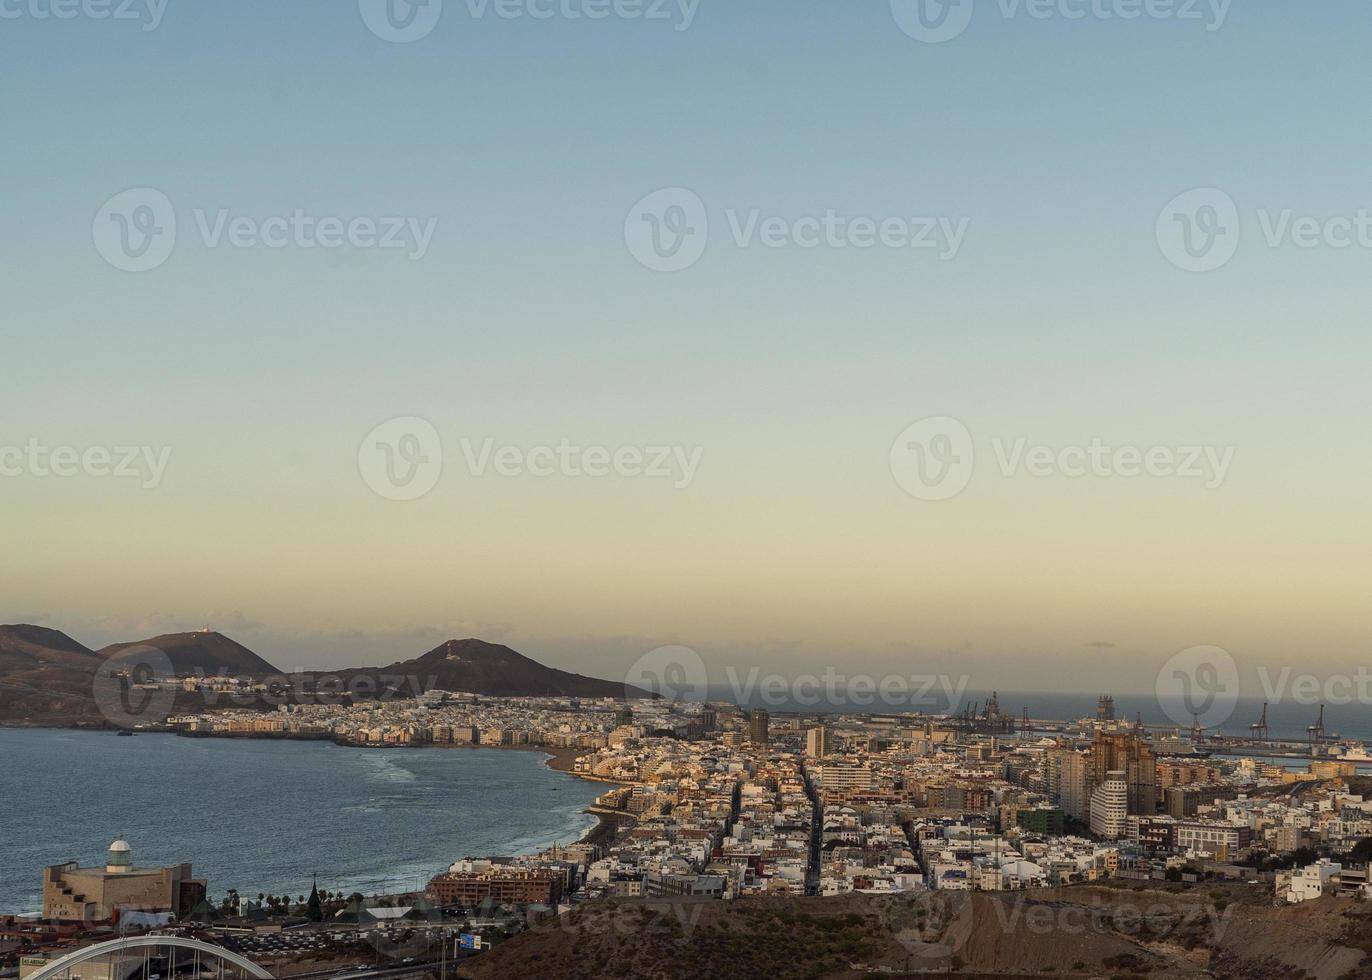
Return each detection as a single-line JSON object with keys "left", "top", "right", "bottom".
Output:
{"left": 725, "top": 686, "right": 1372, "bottom": 745}
{"left": 964, "top": 692, "right": 1372, "bottom": 744}
{"left": 0, "top": 730, "right": 603, "bottom": 915}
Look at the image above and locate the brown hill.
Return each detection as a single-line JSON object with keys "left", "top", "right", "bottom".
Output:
{"left": 98, "top": 631, "right": 281, "bottom": 678}
{"left": 0, "top": 624, "right": 100, "bottom": 672}
{"left": 459, "top": 885, "right": 1370, "bottom": 980}
{"left": 335, "top": 638, "right": 653, "bottom": 700}
{"left": 0, "top": 625, "right": 106, "bottom": 726}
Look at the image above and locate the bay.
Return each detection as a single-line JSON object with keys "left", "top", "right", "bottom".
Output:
{"left": 0, "top": 729, "right": 603, "bottom": 915}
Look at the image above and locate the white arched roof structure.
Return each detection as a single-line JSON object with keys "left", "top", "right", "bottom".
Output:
{"left": 25, "top": 935, "right": 273, "bottom": 980}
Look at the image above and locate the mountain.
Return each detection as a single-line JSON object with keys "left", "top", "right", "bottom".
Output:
{"left": 97, "top": 631, "right": 282, "bottom": 678}
{"left": 335, "top": 638, "right": 653, "bottom": 700}
{"left": 0, "top": 625, "right": 106, "bottom": 726}
{"left": 0, "top": 628, "right": 645, "bottom": 726}
{"left": 0, "top": 625, "right": 100, "bottom": 672}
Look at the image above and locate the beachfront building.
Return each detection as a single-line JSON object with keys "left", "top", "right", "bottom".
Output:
{"left": 42, "top": 840, "right": 205, "bottom": 921}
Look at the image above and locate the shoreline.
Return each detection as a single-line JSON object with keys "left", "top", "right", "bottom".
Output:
{"left": 4, "top": 725, "right": 623, "bottom": 852}
{"left": 1, "top": 729, "right": 621, "bottom": 914}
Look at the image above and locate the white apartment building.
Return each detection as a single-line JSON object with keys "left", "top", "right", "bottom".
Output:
{"left": 1089, "top": 771, "right": 1128, "bottom": 839}
{"left": 1174, "top": 820, "right": 1248, "bottom": 857}
{"left": 816, "top": 762, "right": 873, "bottom": 793}
{"left": 1280, "top": 860, "right": 1342, "bottom": 903}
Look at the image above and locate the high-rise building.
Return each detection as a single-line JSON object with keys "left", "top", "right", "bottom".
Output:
{"left": 748, "top": 709, "right": 769, "bottom": 745}
{"left": 1090, "top": 731, "right": 1156, "bottom": 815}
{"left": 1046, "top": 747, "right": 1093, "bottom": 822}
{"left": 1089, "top": 771, "right": 1128, "bottom": 838}
{"left": 1097, "top": 695, "right": 1116, "bottom": 722}
{"left": 805, "top": 725, "right": 827, "bottom": 758}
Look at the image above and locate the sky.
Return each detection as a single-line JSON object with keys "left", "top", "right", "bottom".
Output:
{"left": 2, "top": 0, "right": 1371, "bottom": 701}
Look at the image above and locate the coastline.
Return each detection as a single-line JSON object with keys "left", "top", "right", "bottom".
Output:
{"left": 3, "top": 725, "right": 623, "bottom": 853}
{"left": 1, "top": 729, "right": 616, "bottom": 913}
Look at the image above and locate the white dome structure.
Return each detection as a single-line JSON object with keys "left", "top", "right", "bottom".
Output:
{"left": 106, "top": 839, "right": 132, "bottom": 874}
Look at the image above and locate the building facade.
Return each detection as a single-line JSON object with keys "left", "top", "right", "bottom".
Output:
{"left": 748, "top": 710, "right": 770, "bottom": 746}
{"left": 1089, "top": 771, "right": 1128, "bottom": 839}
{"left": 42, "top": 841, "right": 204, "bottom": 922}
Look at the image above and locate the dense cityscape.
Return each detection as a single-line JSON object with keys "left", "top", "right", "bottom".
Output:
{"left": 10, "top": 680, "right": 1372, "bottom": 979}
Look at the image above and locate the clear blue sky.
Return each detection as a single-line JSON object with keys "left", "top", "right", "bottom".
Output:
{"left": 3, "top": 1, "right": 1371, "bottom": 694}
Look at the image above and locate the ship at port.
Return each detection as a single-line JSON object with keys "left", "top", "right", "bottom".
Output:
{"left": 1337, "top": 741, "right": 1372, "bottom": 762}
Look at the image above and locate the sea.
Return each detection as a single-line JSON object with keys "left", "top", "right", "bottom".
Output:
{"left": 723, "top": 686, "right": 1372, "bottom": 745}
{"left": 965, "top": 692, "right": 1372, "bottom": 745}
{"left": 0, "top": 730, "right": 604, "bottom": 915}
